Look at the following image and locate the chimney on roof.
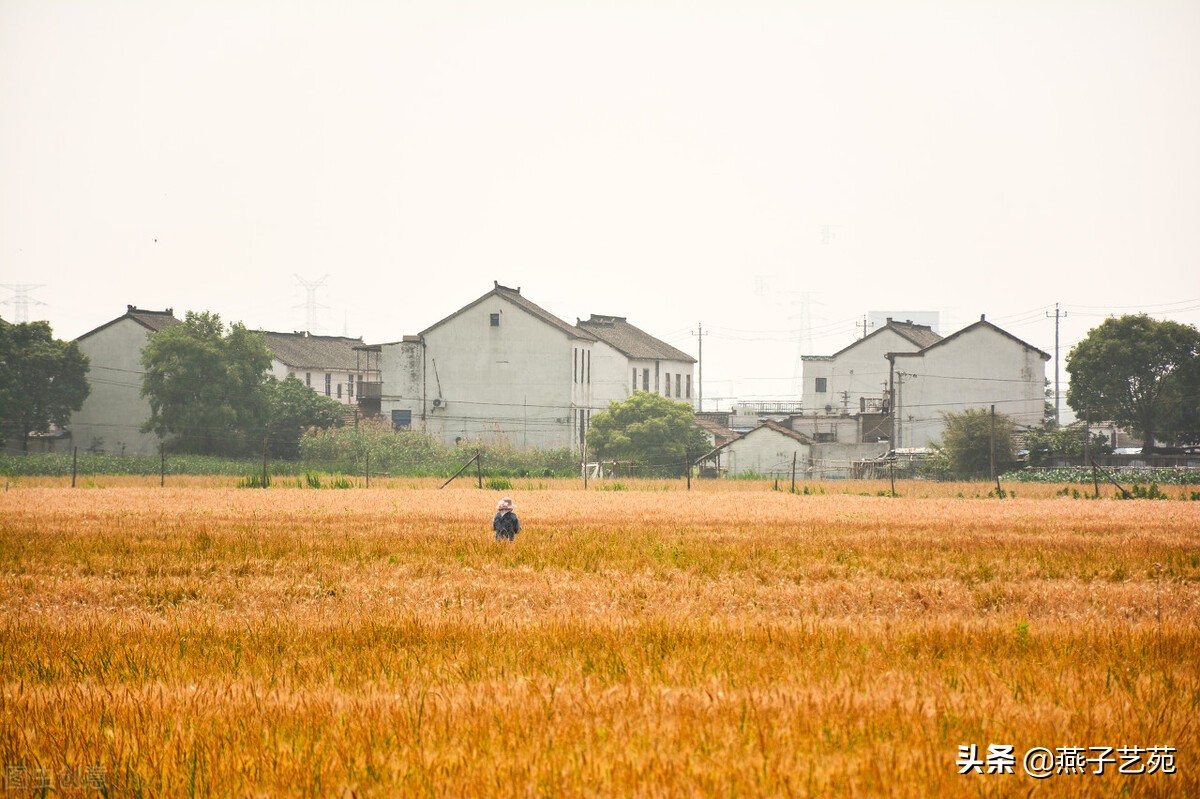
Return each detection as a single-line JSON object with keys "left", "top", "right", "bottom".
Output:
{"left": 166, "top": 308, "right": 173, "bottom": 316}
{"left": 886, "top": 317, "right": 893, "bottom": 324}
{"left": 981, "top": 314, "right": 986, "bottom": 321}
{"left": 127, "top": 304, "right": 135, "bottom": 313}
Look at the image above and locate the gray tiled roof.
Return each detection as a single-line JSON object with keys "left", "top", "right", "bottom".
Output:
{"left": 890, "top": 320, "right": 943, "bottom": 349}
{"left": 830, "top": 318, "right": 942, "bottom": 358}
{"left": 76, "top": 306, "right": 180, "bottom": 341}
{"left": 902, "top": 317, "right": 1051, "bottom": 361}
{"left": 263, "top": 331, "right": 377, "bottom": 372}
{"left": 577, "top": 315, "right": 695, "bottom": 363}
{"left": 496, "top": 285, "right": 597, "bottom": 341}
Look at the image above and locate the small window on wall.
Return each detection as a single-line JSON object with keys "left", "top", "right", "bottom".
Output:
{"left": 490, "top": 313, "right": 500, "bottom": 327}
{"left": 632, "top": 369, "right": 637, "bottom": 392}
{"left": 337, "top": 382, "right": 342, "bottom": 399}
{"left": 686, "top": 375, "right": 692, "bottom": 398}
{"left": 675, "top": 374, "right": 681, "bottom": 397}
{"left": 391, "top": 409, "right": 412, "bottom": 429}
{"left": 305, "top": 372, "right": 311, "bottom": 386}
{"left": 664, "top": 373, "right": 670, "bottom": 397}
{"left": 815, "top": 377, "right": 828, "bottom": 393}
{"left": 325, "top": 374, "right": 332, "bottom": 396}
{"left": 642, "top": 369, "right": 650, "bottom": 392}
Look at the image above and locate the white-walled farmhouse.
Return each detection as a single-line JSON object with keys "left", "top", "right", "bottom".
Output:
{"left": 888, "top": 316, "right": 1050, "bottom": 449}
{"left": 68, "top": 306, "right": 180, "bottom": 456}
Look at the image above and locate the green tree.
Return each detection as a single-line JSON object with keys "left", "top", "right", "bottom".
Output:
{"left": 265, "top": 375, "right": 345, "bottom": 459}
{"left": 1066, "top": 315, "right": 1200, "bottom": 451}
{"left": 1022, "top": 427, "right": 1112, "bottom": 467}
{"left": 140, "top": 311, "right": 272, "bottom": 456}
{"left": 0, "top": 318, "right": 90, "bottom": 451}
{"left": 933, "top": 407, "right": 1016, "bottom": 479}
{"left": 587, "top": 391, "right": 710, "bottom": 477}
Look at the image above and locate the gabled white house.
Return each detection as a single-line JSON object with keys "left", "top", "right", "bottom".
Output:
{"left": 888, "top": 315, "right": 1050, "bottom": 449}
{"left": 697, "top": 421, "right": 814, "bottom": 478}
{"left": 576, "top": 314, "right": 696, "bottom": 409}
{"left": 263, "top": 331, "right": 380, "bottom": 406}
{"left": 375, "top": 284, "right": 695, "bottom": 453}
{"left": 68, "top": 305, "right": 180, "bottom": 455}
{"left": 378, "top": 283, "right": 599, "bottom": 452}
{"left": 801, "top": 318, "right": 942, "bottom": 414}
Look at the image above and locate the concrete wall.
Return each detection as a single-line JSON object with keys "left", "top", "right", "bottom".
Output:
{"left": 789, "top": 415, "right": 860, "bottom": 443}
{"left": 621, "top": 357, "right": 695, "bottom": 407}
{"left": 892, "top": 325, "right": 1047, "bottom": 449}
{"left": 808, "top": 442, "right": 890, "bottom": 478}
{"left": 380, "top": 296, "right": 590, "bottom": 452}
{"left": 68, "top": 319, "right": 164, "bottom": 456}
{"left": 802, "top": 327, "right": 922, "bottom": 412}
{"left": 271, "top": 360, "right": 367, "bottom": 405}
{"left": 719, "top": 427, "right": 811, "bottom": 477}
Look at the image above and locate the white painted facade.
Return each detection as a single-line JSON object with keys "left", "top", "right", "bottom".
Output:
{"left": 703, "top": 422, "right": 812, "bottom": 478}
{"left": 889, "top": 319, "right": 1049, "bottom": 449}
{"left": 379, "top": 287, "right": 596, "bottom": 452}
{"left": 617, "top": 356, "right": 695, "bottom": 406}
{"left": 268, "top": 361, "right": 366, "bottom": 405}
{"left": 801, "top": 321, "right": 938, "bottom": 414}
{"left": 587, "top": 339, "right": 634, "bottom": 407}
{"left": 579, "top": 315, "right": 696, "bottom": 411}
{"left": 263, "top": 332, "right": 378, "bottom": 406}
{"left": 68, "top": 310, "right": 175, "bottom": 456}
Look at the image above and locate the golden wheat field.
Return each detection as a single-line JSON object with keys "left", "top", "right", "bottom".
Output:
{"left": 1, "top": 478, "right": 1198, "bottom": 798}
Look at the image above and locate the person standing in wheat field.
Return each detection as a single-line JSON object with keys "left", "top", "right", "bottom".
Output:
{"left": 493, "top": 496, "right": 521, "bottom": 542}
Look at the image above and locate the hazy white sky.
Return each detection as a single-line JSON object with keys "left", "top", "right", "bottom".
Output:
{"left": 3, "top": 0, "right": 1198, "bottom": 407}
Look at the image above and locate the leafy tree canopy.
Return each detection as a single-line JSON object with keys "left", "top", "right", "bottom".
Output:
{"left": 265, "top": 375, "right": 345, "bottom": 458}
{"left": 1022, "top": 427, "right": 1112, "bottom": 467}
{"left": 0, "top": 318, "right": 90, "bottom": 451}
{"left": 1066, "top": 315, "right": 1200, "bottom": 451}
{"left": 933, "top": 407, "right": 1017, "bottom": 479}
{"left": 140, "top": 311, "right": 272, "bottom": 456}
{"left": 587, "top": 391, "right": 710, "bottom": 477}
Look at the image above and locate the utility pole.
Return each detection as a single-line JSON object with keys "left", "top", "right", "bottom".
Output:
{"left": 692, "top": 323, "right": 707, "bottom": 412}
{"left": 1046, "top": 303, "right": 1066, "bottom": 427}
{"left": 990, "top": 405, "right": 996, "bottom": 479}
{"left": 894, "top": 371, "right": 915, "bottom": 450}
{"left": 856, "top": 315, "right": 875, "bottom": 340}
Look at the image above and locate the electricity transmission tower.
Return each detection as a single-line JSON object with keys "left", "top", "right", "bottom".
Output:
{"left": 293, "top": 274, "right": 330, "bottom": 333}
{"left": 1, "top": 284, "right": 46, "bottom": 323}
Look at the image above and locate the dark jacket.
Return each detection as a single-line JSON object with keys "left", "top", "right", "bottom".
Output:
{"left": 493, "top": 510, "right": 521, "bottom": 541}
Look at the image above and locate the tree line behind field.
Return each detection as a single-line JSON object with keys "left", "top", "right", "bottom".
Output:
{"left": 3, "top": 311, "right": 1198, "bottom": 478}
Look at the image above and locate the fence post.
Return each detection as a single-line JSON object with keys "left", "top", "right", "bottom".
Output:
{"left": 262, "top": 435, "right": 269, "bottom": 489}
{"left": 476, "top": 450, "right": 483, "bottom": 489}
{"left": 365, "top": 451, "right": 370, "bottom": 489}
{"left": 160, "top": 445, "right": 165, "bottom": 488}
{"left": 685, "top": 450, "right": 691, "bottom": 490}
{"left": 790, "top": 451, "right": 796, "bottom": 494}
{"left": 71, "top": 446, "right": 78, "bottom": 488}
